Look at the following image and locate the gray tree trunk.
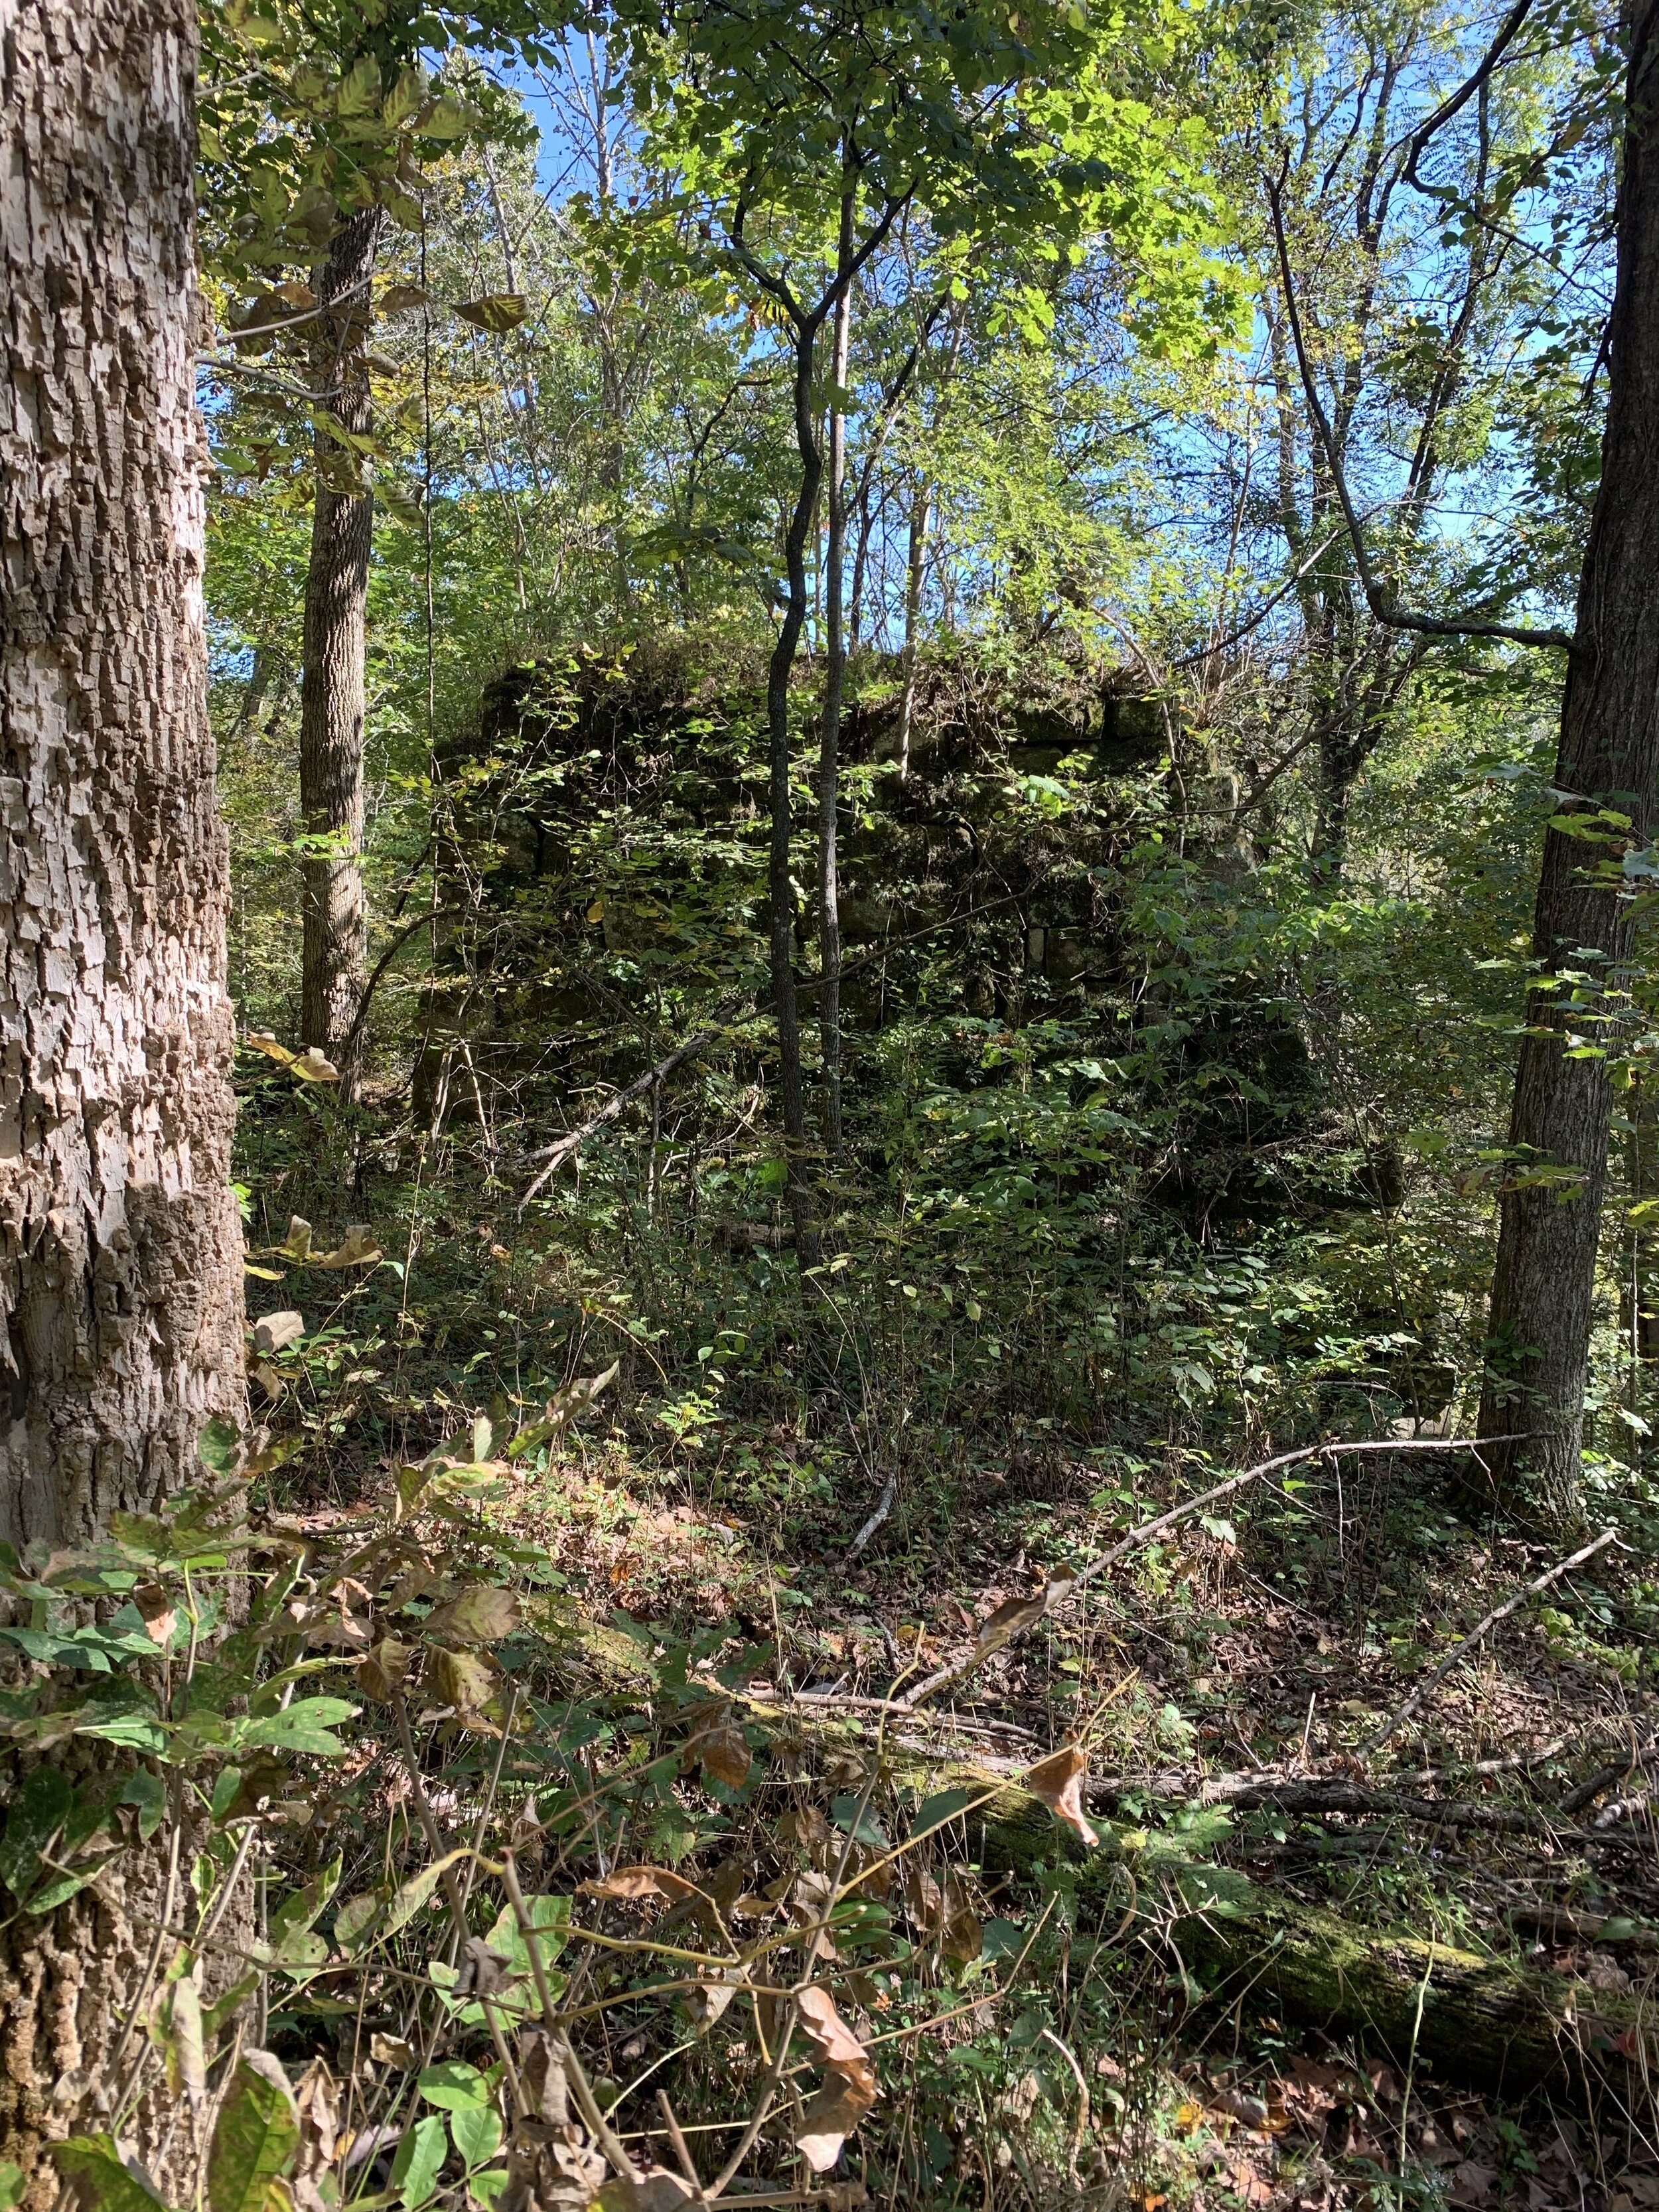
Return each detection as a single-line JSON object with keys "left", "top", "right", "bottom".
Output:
{"left": 299, "top": 207, "right": 378, "bottom": 1088}
{"left": 0, "top": 0, "right": 246, "bottom": 2189}
{"left": 1476, "top": 0, "right": 1659, "bottom": 1530}
{"left": 816, "top": 218, "right": 853, "bottom": 1164}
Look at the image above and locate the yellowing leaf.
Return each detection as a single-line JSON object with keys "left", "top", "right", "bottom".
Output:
{"left": 52, "top": 2136, "right": 167, "bottom": 2212}
{"left": 206, "top": 2053, "right": 300, "bottom": 2212}
{"left": 581, "top": 1867, "right": 698, "bottom": 1903}
{"left": 453, "top": 293, "right": 528, "bottom": 334}
{"left": 1025, "top": 1743, "right": 1097, "bottom": 1846}
{"left": 425, "top": 1586, "right": 519, "bottom": 1645}
{"left": 356, "top": 1637, "right": 411, "bottom": 1700}
{"left": 427, "top": 1645, "right": 498, "bottom": 1717}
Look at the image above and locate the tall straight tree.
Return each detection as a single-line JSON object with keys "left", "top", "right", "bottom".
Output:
{"left": 1476, "top": 0, "right": 1659, "bottom": 1530}
{"left": 0, "top": 0, "right": 245, "bottom": 2181}
{"left": 199, "top": 1, "right": 567, "bottom": 1086}
{"left": 300, "top": 206, "right": 380, "bottom": 1084}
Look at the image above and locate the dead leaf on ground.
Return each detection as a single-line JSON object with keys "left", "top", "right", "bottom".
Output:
{"left": 1451, "top": 2168, "right": 1504, "bottom": 2203}
{"left": 684, "top": 1714, "right": 751, "bottom": 1789}
{"left": 1025, "top": 1743, "right": 1098, "bottom": 1846}
{"left": 778, "top": 1804, "right": 832, "bottom": 1854}
{"left": 581, "top": 1867, "right": 698, "bottom": 1903}
{"left": 794, "top": 1984, "right": 879, "bottom": 2170}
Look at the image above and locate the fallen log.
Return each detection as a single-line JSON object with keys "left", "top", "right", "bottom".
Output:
{"left": 1163, "top": 1868, "right": 1651, "bottom": 2096}
{"left": 519, "top": 1616, "right": 1654, "bottom": 2096}
{"left": 916, "top": 1761, "right": 1654, "bottom": 2095}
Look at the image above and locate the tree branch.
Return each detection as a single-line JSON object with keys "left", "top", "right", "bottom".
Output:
{"left": 1265, "top": 167, "right": 1574, "bottom": 653}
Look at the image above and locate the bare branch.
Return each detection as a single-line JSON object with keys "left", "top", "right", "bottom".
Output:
{"left": 1265, "top": 166, "right": 1574, "bottom": 653}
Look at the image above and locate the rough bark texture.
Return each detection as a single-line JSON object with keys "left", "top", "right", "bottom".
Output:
{"left": 299, "top": 207, "right": 378, "bottom": 1089}
{"left": 0, "top": 0, "right": 246, "bottom": 2191}
{"left": 1170, "top": 1876, "right": 1652, "bottom": 2095}
{"left": 1477, "top": 0, "right": 1659, "bottom": 1530}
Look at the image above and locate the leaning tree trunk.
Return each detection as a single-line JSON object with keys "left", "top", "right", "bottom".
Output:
{"left": 299, "top": 206, "right": 378, "bottom": 1091}
{"left": 1476, "top": 0, "right": 1659, "bottom": 1532}
{"left": 0, "top": 1, "right": 246, "bottom": 2193}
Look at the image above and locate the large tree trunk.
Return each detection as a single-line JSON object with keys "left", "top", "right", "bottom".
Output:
{"left": 299, "top": 207, "right": 378, "bottom": 1090}
{"left": 0, "top": 0, "right": 245, "bottom": 2191}
{"left": 1477, "top": 0, "right": 1659, "bottom": 1532}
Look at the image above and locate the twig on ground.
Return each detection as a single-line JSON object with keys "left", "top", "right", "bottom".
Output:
{"left": 845, "top": 1471, "right": 897, "bottom": 1560}
{"left": 1560, "top": 1733, "right": 1658, "bottom": 1815}
{"left": 1361, "top": 1524, "right": 1620, "bottom": 1756}
{"left": 903, "top": 1435, "right": 1523, "bottom": 1710}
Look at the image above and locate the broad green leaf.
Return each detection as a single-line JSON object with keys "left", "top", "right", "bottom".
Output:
{"left": 51, "top": 2137, "right": 167, "bottom": 2212}
{"left": 333, "top": 1889, "right": 386, "bottom": 1952}
{"left": 910, "top": 1787, "right": 986, "bottom": 1840}
{"left": 72, "top": 1704, "right": 167, "bottom": 1755}
{"left": 201, "top": 1974, "right": 259, "bottom": 2043}
{"left": 419, "top": 96, "right": 475, "bottom": 139}
{"left": 234, "top": 1697, "right": 358, "bottom": 1757}
{"left": 206, "top": 2052, "right": 299, "bottom": 2212}
{"left": 391, "top": 2114, "right": 449, "bottom": 2207}
{"left": 120, "top": 1770, "right": 168, "bottom": 1838}
{"left": 0, "top": 1765, "right": 71, "bottom": 1901}
{"left": 0, "top": 2160, "right": 24, "bottom": 2212}
{"left": 197, "top": 1419, "right": 242, "bottom": 1475}
{"left": 451, "top": 2107, "right": 501, "bottom": 2171}
{"left": 418, "top": 2061, "right": 488, "bottom": 2112}
{"left": 384, "top": 1848, "right": 470, "bottom": 1939}
{"left": 29, "top": 1858, "right": 116, "bottom": 1914}
{"left": 483, "top": 1891, "right": 569, "bottom": 1978}
{"left": 383, "top": 64, "right": 429, "bottom": 128}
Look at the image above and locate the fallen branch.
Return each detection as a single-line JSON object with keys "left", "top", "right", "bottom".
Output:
{"left": 845, "top": 1473, "right": 897, "bottom": 1560}
{"left": 1362, "top": 1524, "right": 1620, "bottom": 1755}
{"left": 1559, "top": 1733, "right": 1659, "bottom": 1816}
{"left": 1172, "top": 1871, "right": 1650, "bottom": 2093}
{"left": 520, "top": 1025, "right": 726, "bottom": 1208}
{"left": 903, "top": 1436, "right": 1522, "bottom": 1710}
